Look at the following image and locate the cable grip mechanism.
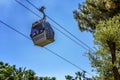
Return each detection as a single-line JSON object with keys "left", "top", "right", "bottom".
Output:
{"left": 39, "top": 6, "right": 46, "bottom": 20}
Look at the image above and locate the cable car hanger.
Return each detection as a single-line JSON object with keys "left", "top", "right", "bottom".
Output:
{"left": 30, "top": 6, "right": 55, "bottom": 47}
{"left": 39, "top": 6, "right": 46, "bottom": 20}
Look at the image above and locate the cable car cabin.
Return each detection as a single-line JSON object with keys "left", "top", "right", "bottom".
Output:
{"left": 30, "top": 20, "right": 54, "bottom": 47}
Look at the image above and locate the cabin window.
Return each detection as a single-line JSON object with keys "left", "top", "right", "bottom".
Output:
{"left": 30, "top": 29, "right": 39, "bottom": 37}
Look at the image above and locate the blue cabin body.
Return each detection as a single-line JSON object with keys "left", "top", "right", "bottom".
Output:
{"left": 30, "top": 20, "right": 54, "bottom": 47}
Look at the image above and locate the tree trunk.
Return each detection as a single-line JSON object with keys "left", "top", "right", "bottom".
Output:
{"left": 107, "top": 41, "right": 120, "bottom": 80}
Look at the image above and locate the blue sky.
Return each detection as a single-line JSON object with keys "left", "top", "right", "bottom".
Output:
{"left": 0, "top": 0, "right": 95, "bottom": 79}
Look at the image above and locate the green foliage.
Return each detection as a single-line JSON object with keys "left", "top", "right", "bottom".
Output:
{"left": 92, "top": 14, "right": 120, "bottom": 79}
{"left": 65, "top": 75, "right": 73, "bottom": 80}
{"left": 86, "top": 9, "right": 120, "bottom": 80}
{"left": 65, "top": 71, "right": 93, "bottom": 80}
{"left": 0, "top": 61, "right": 56, "bottom": 80}
{"left": 73, "top": 0, "right": 120, "bottom": 79}
{"left": 73, "top": 0, "right": 120, "bottom": 33}
{"left": 95, "top": 14, "right": 120, "bottom": 49}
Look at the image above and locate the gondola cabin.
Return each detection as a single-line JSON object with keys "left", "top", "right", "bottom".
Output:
{"left": 30, "top": 20, "right": 54, "bottom": 47}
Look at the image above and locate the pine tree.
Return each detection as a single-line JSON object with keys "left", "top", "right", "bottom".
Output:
{"left": 73, "top": 0, "right": 120, "bottom": 33}
{"left": 94, "top": 14, "right": 120, "bottom": 79}
{"left": 73, "top": 0, "right": 120, "bottom": 80}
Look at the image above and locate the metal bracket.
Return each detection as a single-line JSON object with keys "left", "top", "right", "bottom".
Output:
{"left": 39, "top": 6, "right": 46, "bottom": 20}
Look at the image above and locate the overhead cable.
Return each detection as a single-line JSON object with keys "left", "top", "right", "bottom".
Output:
{"left": 25, "top": 0, "right": 95, "bottom": 52}
{"left": 0, "top": 20, "right": 93, "bottom": 76}
{"left": 0, "top": 20, "right": 30, "bottom": 40}
{"left": 15, "top": 0, "right": 88, "bottom": 50}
